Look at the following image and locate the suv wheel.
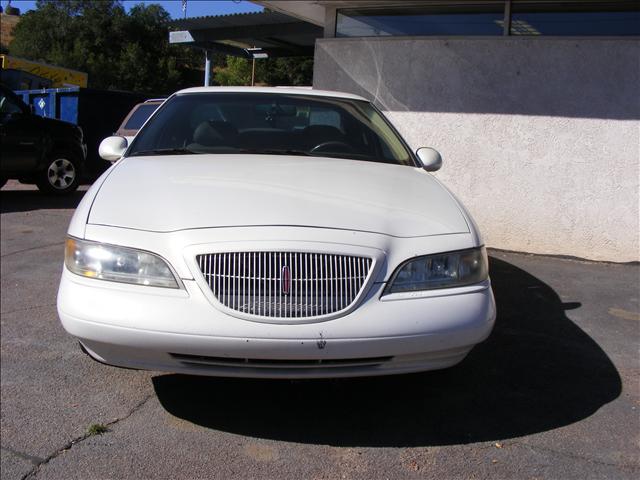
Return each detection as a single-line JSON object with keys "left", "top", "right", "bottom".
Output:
{"left": 37, "top": 153, "right": 80, "bottom": 194}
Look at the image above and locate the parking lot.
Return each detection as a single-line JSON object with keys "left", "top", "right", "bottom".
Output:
{"left": 1, "top": 180, "right": 638, "bottom": 480}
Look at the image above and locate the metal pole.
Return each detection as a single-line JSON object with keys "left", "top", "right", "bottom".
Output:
{"left": 204, "top": 50, "right": 211, "bottom": 86}
{"left": 504, "top": 0, "right": 512, "bottom": 36}
{"left": 251, "top": 57, "right": 256, "bottom": 86}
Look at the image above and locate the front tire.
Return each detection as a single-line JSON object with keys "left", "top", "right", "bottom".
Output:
{"left": 36, "top": 153, "right": 80, "bottom": 194}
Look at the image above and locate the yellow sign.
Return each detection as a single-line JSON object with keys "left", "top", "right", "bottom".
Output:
{"left": 0, "top": 55, "right": 88, "bottom": 88}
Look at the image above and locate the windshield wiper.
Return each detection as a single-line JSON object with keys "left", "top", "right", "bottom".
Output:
{"left": 237, "top": 148, "right": 312, "bottom": 157}
{"left": 129, "top": 147, "right": 202, "bottom": 157}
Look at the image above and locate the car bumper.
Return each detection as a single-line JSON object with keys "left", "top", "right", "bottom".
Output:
{"left": 58, "top": 268, "right": 496, "bottom": 378}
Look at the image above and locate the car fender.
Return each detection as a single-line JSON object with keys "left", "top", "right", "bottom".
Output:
{"left": 67, "top": 161, "right": 124, "bottom": 238}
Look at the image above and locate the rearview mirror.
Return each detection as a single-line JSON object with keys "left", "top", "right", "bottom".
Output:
{"left": 255, "top": 103, "right": 297, "bottom": 117}
{"left": 99, "top": 136, "right": 128, "bottom": 162}
{"left": 416, "top": 147, "right": 442, "bottom": 172}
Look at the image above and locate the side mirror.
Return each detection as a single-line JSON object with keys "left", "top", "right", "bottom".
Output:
{"left": 416, "top": 147, "right": 442, "bottom": 172}
{"left": 99, "top": 136, "right": 128, "bottom": 162}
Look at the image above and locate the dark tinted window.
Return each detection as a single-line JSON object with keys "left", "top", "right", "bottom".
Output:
{"left": 336, "top": 5, "right": 504, "bottom": 37}
{"left": 511, "top": 4, "right": 640, "bottom": 36}
{"left": 124, "top": 103, "right": 160, "bottom": 130}
{"left": 128, "top": 93, "right": 414, "bottom": 166}
{"left": 335, "top": 1, "right": 640, "bottom": 37}
{"left": 0, "top": 92, "right": 25, "bottom": 115}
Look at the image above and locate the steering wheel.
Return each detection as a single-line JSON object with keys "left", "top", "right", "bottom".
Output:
{"left": 309, "top": 141, "right": 356, "bottom": 154}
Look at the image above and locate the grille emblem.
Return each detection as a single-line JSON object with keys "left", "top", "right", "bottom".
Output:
{"left": 281, "top": 265, "right": 291, "bottom": 295}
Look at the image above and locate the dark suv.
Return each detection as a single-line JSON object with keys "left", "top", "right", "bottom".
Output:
{"left": 0, "top": 84, "right": 86, "bottom": 194}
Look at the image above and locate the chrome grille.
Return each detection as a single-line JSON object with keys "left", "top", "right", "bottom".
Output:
{"left": 196, "top": 252, "right": 373, "bottom": 319}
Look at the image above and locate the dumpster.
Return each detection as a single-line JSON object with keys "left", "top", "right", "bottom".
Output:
{"left": 15, "top": 87, "right": 153, "bottom": 177}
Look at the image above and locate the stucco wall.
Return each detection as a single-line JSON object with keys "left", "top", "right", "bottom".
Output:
{"left": 313, "top": 37, "right": 639, "bottom": 262}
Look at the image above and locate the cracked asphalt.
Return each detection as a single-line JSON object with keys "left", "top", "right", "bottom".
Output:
{"left": 1, "top": 180, "right": 639, "bottom": 480}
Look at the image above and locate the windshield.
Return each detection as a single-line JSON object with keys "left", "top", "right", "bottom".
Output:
{"left": 127, "top": 92, "right": 415, "bottom": 166}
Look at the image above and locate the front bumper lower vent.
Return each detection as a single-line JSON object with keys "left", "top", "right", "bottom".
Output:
{"left": 196, "top": 252, "right": 372, "bottom": 319}
{"left": 170, "top": 353, "right": 392, "bottom": 369}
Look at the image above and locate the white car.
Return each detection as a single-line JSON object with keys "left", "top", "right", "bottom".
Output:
{"left": 58, "top": 87, "right": 495, "bottom": 378}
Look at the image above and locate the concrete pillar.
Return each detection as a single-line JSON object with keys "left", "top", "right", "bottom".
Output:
{"left": 324, "top": 6, "right": 336, "bottom": 38}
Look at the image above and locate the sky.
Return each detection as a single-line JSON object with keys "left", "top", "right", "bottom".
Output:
{"left": 5, "top": 0, "right": 263, "bottom": 18}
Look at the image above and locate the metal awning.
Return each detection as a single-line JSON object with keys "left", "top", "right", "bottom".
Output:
{"left": 169, "top": 11, "right": 322, "bottom": 58}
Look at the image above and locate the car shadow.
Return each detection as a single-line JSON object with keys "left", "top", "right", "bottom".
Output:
{"left": 0, "top": 188, "right": 87, "bottom": 214}
{"left": 152, "top": 256, "right": 622, "bottom": 447}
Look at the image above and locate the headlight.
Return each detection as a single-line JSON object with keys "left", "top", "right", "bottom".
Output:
{"left": 65, "top": 237, "right": 180, "bottom": 288}
{"left": 385, "top": 247, "right": 488, "bottom": 294}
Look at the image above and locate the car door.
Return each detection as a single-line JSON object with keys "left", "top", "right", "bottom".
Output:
{"left": 0, "top": 90, "right": 42, "bottom": 175}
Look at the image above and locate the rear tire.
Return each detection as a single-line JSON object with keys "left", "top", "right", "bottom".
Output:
{"left": 36, "top": 152, "right": 80, "bottom": 195}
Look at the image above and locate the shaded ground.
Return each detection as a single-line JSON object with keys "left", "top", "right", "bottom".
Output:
{"left": 1, "top": 180, "right": 638, "bottom": 479}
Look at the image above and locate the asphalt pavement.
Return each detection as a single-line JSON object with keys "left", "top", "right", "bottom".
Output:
{"left": 1, "top": 180, "right": 638, "bottom": 480}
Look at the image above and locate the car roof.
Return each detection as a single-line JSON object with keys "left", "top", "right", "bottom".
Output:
{"left": 174, "top": 86, "right": 369, "bottom": 102}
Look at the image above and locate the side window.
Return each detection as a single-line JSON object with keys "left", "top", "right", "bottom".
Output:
{"left": 124, "top": 104, "right": 159, "bottom": 130}
{"left": 0, "top": 93, "right": 25, "bottom": 115}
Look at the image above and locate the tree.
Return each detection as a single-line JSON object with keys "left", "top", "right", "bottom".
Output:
{"left": 259, "top": 57, "right": 314, "bottom": 86}
{"left": 214, "top": 55, "right": 314, "bottom": 86}
{"left": 9, "top": 0, "right": 200, "bottom": 93}
{"left": 214, "top": 56, "right": 252, "bottom": 86}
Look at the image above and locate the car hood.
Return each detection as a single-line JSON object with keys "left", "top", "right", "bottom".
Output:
{"left": 39, "top": 116, "right": 81, "bottom": 137}
{"left": 88, "top": 155, "right": 469, "bottom": 237}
